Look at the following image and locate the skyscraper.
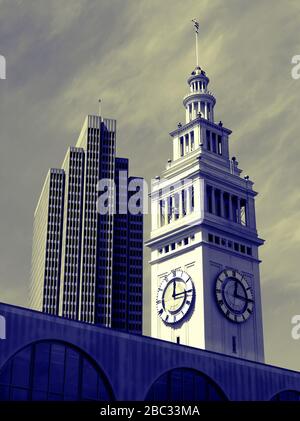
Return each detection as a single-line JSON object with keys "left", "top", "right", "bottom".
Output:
{"left": 30, "top": 115, "right": 143, "bottom": 334}
{"left": 30, "top": 168, "right": 65, "bottom": 315}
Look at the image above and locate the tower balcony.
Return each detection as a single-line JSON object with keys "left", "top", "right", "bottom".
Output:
{"left": 183, "top": 90, "right": 216, "bottom": 107}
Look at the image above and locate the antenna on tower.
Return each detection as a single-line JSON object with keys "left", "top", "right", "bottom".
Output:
{"left": 191, "top": 19, "right": 200, "bottom": 67}
{"left": 98, "top": 98, "right": 102, "bottom": 119}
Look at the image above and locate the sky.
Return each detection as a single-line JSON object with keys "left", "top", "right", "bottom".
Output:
{"left": 0, "top": 0, "right": 300, "bottom": 371}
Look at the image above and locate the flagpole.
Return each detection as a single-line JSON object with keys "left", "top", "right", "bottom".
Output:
{"left": 192, "top": 19, "right": 200, "bottom": 67}
{"left": 195, "top": 30, "right": 199, "bottom": 66}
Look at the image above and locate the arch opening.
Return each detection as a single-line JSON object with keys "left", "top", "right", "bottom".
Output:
{"left": 145, "top": 367, "right": 227, "bottom": 401}
{"left": 271, "top": 390, "right": 300, "bottom": 401}
{"left": 0, "top": 340, "right": 114, "bottom": 401}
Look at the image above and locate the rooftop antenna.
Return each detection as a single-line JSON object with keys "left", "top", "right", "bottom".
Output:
{"left": 98, "top": 98, "right": 102, "bottom": 120}
{"left": 191, "top": 19, "right": 200, "bottom": 67}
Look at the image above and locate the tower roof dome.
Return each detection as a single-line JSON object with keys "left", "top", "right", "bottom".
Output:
{"left": 187, "top": 66, "right": 209, "bottom": 86}
{"left": 191, "top": 66, "right": 206, "bottom": 76}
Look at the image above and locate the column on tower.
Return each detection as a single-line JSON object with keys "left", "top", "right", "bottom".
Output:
{"left": 185, "top": 133, "right": 189, "bottom": 154}
{"left": 174, "top": 190, "right": 180, "bottom": 220}
{"left": 200, "top": 178, "right": 206, "bottom": 218}
{"left": 185, "top": 187, "right": 190, "bottom": 214}
{"left": 190, "top": 131, "right": 194, "bottom": 151}
{"left": 235, "top": 197, "right": 241, "bottom": 224}
{"left": 170, "top": 193, "right": 174, "bottom": 223}
{"left": 199, "top": 126, "right": 203, "bottom": 147}
{"left": 179, "top": 188, "right": 183, "bottom": 218}
{"left": 247, "top": 197, "right": 256, "bottom": 229}
{"left": 185, "top": 185, "right": 195, "bottom": 214}
{"left": 190, "top": 185, "right": 195, "bottom": 213}
{"left": 186, "top": 107, "right": 189, "bottom": 123}
{"left": 181, "top": 188, "right": 187, "bottom": 217}
{"left": 164, "top": 198, "right": 168, "bottom": 225}
{"left": 158, "top": 198, "right": 163, "bottom": 227}
{"left": 245, "top": 201, "right": 249, "bottom": 227}
{"left": 204, "top": 102, "right": 208, "bottom": 119}
{"left": 237, "top": 198, "right": 241, "bottom": 224}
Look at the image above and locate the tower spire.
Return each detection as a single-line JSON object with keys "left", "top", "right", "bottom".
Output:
{"left": 183, "top": 21, "right": 215, "bottom": 123}
{"left": 191, "top": 19, "right": 199, "bottom": 67}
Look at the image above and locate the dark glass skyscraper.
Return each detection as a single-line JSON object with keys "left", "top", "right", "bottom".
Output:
{"left": 30, "top": 115, "right": 143, "bottom": 334}
{"left": 112, "top": 158, "right": 143, "bottom": 334}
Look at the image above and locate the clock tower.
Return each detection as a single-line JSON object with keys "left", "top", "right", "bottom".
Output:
{"left": 145, "top": 24, "right": 265, "bottom": 362}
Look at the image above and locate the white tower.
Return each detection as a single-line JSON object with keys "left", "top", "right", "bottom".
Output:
{"left": 145, "top": 22, "right": 264, "bottom": 362}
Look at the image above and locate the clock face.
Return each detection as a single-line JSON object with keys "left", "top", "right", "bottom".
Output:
{"left": 215, "top": 269, "right": 254, "bottom": 323}
{"left": 157, "top": 270, "right": 195, "bottom": 325}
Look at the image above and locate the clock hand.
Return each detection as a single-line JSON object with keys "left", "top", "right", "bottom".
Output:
{"left": 234, "top": 280, "right": 238, "bottom": 298}
{"left": 172, "top": 280, "right": 176, "bottom": 298}
{"left": 235, "top": 294, "right": 253, "bottom": 302}
{"left": 173, "top": 291, "right": 186, "bottom": 299}
{"left": 173, "top": 289, "right": 192, "bottom": 299}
